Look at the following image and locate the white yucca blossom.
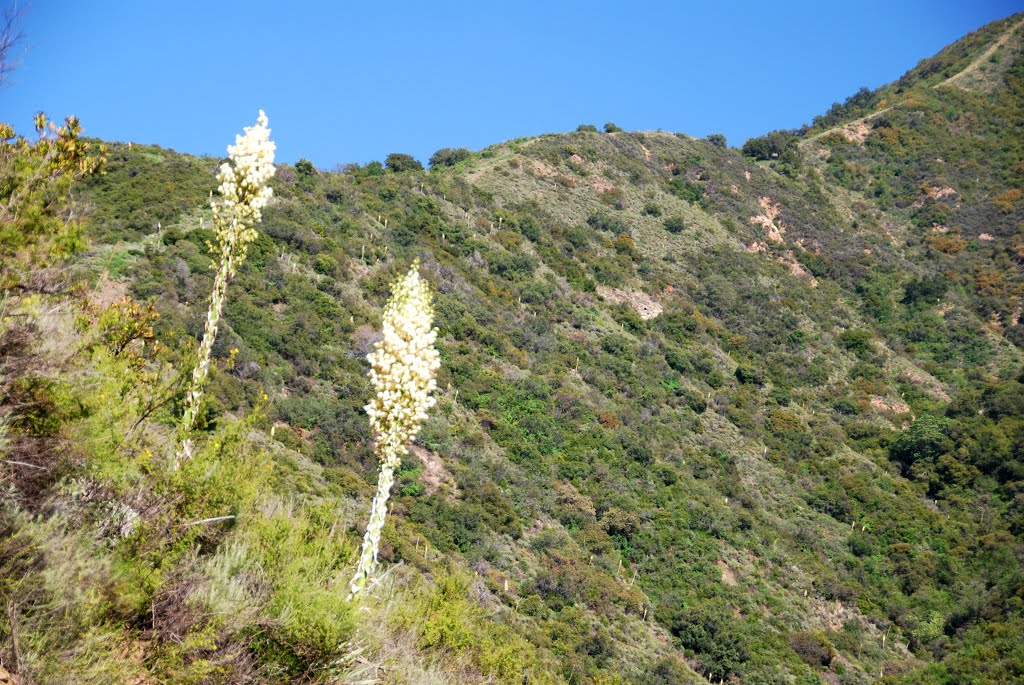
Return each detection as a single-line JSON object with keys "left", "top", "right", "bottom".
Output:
{"left": 210, "top": 110, "right": 277, "bottom": 257}
{"left": 178, "top": 111, "right": 275, "bottom": 463}
{"left": 348, "top": 261, "right": 440, "bottom": 599}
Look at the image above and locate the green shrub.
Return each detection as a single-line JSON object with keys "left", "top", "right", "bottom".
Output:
{"left": 246, "top": 505, "right": 356, "bottom": 672}
{"left": 429, "top": 147, "right": 471, "bottom": 168}
{"left": 902, "top": 274, "right": 949, "bottom": 305}
{"left": 394, "top": 572, "right": 552, "bottom": 683}
{"left": 734, "top": 364, "right": 765, "bottom": 386}
{"left": 667, "top": 177, "right": 703, "bottom": 204}
{"left": 384, "top": 153, "right": 424, "bottom": 172}
{"left": 313, "top": 253, "right": 339, "bottom": 276}
{"left": 587, "top": 212, "right": 629, "bottom": 235}
{"left": 890, "top": 414, "right": 952, "bottom": 467}
{"left": 664, "top": 215, "right": 687, "bottom": 233}
{"left": 741, "top": 129, "right": 800, "bottom": 160}
{"left": 642, "top": 202, "right": 663, "bottom": 216}
{"left": 706, "top": 133, "right": 727, "bottom": 148}
{"left": 662, "top": 601, "right": 750, "bottom": 681}
{"left": 839, "top": 328, "right": 874, "bottom": 359}
{"left": 789, "top": 630, "right": 835, "bottom": 666}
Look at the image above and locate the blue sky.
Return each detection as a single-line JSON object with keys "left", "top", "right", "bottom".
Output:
{"left": 1, "top": 1, "right": 1021, "bottom": 167}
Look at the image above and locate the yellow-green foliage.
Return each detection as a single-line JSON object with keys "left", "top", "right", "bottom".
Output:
{"left": 1, "top": 292, "right": 359, "bottom": 680}
{"left": 242, "top": 501, "right": 356, "bottom": 669}
{"left": 393, "top": 572, "right": 561, "bottom": 684}
{"left": 0, "top": 114, "right": 106, "bottom": 279}
{"left": 86, "top": 296, "right": 158, "bottom": 364}
{"left": 0, "top": 513, "right": 150, "bottom": 683}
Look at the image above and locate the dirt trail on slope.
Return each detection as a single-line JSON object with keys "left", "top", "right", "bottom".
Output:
{"left": 941, "top": 19, "right": 1024, "bottom": 92}
{"left": 801, "top": 107, "right": 892, "bottom": 147}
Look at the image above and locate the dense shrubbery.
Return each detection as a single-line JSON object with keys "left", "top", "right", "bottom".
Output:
{"left": 429, "top": 147, "right": 471, "bottom": 168}
{"left": 384, "top": 152, "right": 424, "bottom": 172}
{"left": 706, "top": 133, "right": 727, "bottom": 148}
{"left": 741, "top": 129, "right": 801, "bottom": 160}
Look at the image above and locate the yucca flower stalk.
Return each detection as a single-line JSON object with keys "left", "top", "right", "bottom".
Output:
{"left": 348, "top": 261, "right": 440, "bottom": 599}
{"left": 177, "top": 111, "right": 275, "bottom": 463}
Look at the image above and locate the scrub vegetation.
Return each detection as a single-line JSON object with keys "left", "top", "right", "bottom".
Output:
{"left": 2, "top": 12, "right": 1024, "bottom": 685}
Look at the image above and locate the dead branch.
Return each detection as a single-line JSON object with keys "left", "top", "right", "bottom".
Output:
{"left": 181, "top": 515, "right": 236, "bottom": 527}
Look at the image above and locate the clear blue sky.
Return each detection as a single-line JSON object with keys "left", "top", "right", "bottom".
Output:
{"left": 2, "top": 1, "right": 1021, "bottom": 167}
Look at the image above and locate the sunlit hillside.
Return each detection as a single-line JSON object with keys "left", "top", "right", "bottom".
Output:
{"left": 1, "top": 12, "right": 1023, "bottom": 685}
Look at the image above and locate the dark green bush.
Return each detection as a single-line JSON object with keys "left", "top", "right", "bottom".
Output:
{"left": 384, "top": 153, "right": 424, "bottom": 172}
{"left": 429, "top": 147, "right": 471, "bottom": 168}
{"left": 890, "top": 414, "right": 952, "bottom": 467}
{"left": 706, "top": 133, "right": 727, "bottom": 148}
{"left": 667, "top": 178, "right": 703, "bottom": 204}
{"left": 734, "top": 365, "right": 765, "bottom": 386}
{"left": 741, "top": 129, "right": 800, "bottom": 160}
{"left": 587, "top": 212, "right": 629, "bottom": 235}
{"left": 642, "top": 202, "right": 663, "bottom": 217}
{"left": 664, "top": 215, "right": 687, "bottom": 233}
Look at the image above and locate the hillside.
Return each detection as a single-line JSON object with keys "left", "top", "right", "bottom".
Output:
{"left": 2, "top": 13, "right": 1023, "bottom": 685}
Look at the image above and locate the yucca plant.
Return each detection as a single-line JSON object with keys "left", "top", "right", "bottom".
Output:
{"left": 177, "top": 111, "right": 275, "bottom": 463}
{"left": 348, "top": 261, "right": 440, "bottom": 599}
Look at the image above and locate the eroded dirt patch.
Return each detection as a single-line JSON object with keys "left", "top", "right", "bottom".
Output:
{"left": 777, "top": 251, "right": 818, "bottom": 287}
{"left": 750, "top": 196, "right": 786, "bottom": 243}
{"left": 598, "top": 287, "right": 663, "bottom": 320}
{"left": 840, "top": 121, "right": 871, "bottom": 143}
{"left": 410, "top": 444, "right": 457, "bottom": 495}
{"left": 870, "top": 396, "right": 911, "bottom": 415}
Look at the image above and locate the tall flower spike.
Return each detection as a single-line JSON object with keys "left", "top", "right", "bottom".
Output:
{"left": 177, "top": 111, "right": 275, "bottom": 463}
{"left": 348, "top": 261, "right": 440, "bottom": 599}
